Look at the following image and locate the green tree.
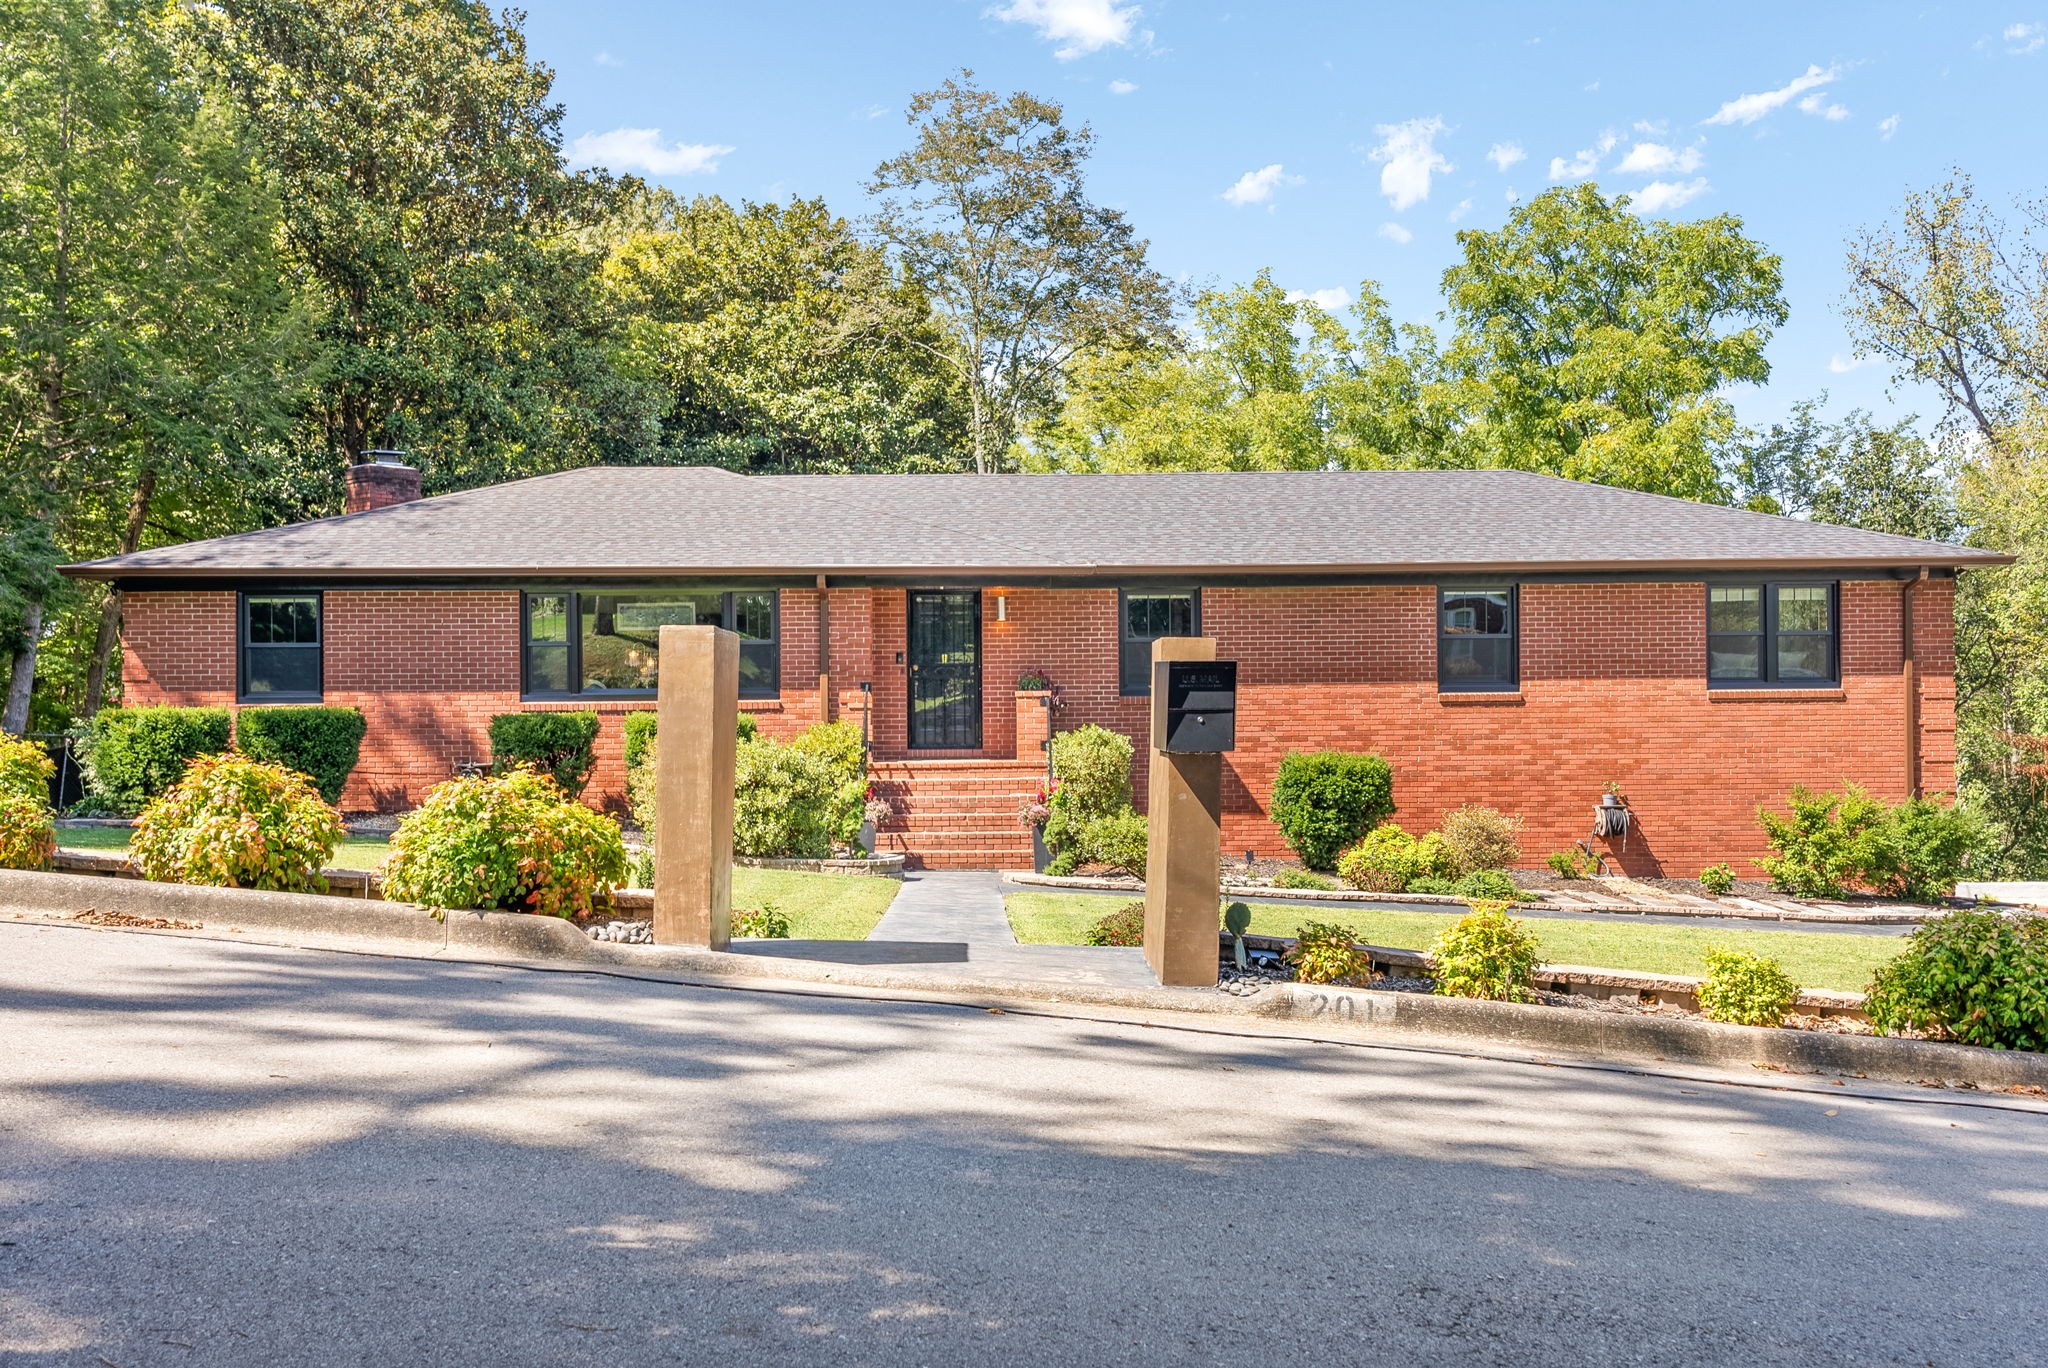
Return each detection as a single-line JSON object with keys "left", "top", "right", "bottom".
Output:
{"left": 867, "top": 71, "right": 1176, "bottom": 473}
{"left": 192, "top": 0, "right": 657, "bottom": 494}
{"left": 1843, "top": 173, "right": 2048, "bottom": 875}
{"left": 1726, "top": 398, "right": 1960, "bottom": 541}
{"left": 600, "top": 191, "right": 970, "bottom": 472}
{"left": 1438, "top": 183, "right": 1788, "bottom": 501}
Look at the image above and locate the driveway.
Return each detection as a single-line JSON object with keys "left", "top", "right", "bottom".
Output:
{"left": 2, "top": 921, "right": 2041, "bottom": 1366}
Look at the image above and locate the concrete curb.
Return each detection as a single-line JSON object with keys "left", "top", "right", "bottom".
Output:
{"left": 6, "top": 868, "right": 2043, "bottom": 1092}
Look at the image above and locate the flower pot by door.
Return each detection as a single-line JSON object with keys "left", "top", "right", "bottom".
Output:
{"left": 1031, "top": 824, "right": 1051, "bottom": 872}
{"left": 858, "top": 818, "right": 878, "bottom": 856}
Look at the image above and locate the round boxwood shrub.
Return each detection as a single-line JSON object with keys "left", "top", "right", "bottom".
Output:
{"left": 1695, "top": 947, "right": 1800, "bottom": 1027}
{"left": 130, "top": 755, "right": 345, "bottom": 893}
{"left": 382, "top": 767, "right": 627, "bottom": 918}
{"left": 1269, "top": 751, "right": 1395, "bottom": 871}
{"left": 790, "top": 720, "right": 869, "bottom": 848}
{"left": 1084, "top": 900, "right": 1147, "bottom": 947}
{"left": 732, "top": 737, "right": 837, "bottom": 859}
{"left": 1429, "top": 902, "right": 1541, "bottom": 1002}
{"left": 235, "top": 706, "right": 367, "bottom": 805}
{"left": 1043, "top": 725, "right": 1136, "bottom": 859}
{"left": 1865, "top": 909, "right": 2048, "bottom": 1051}
{"left": 488, "top": 711, "right": 601, "bottom": 797}
{"left": 78, "top": 706, "right": 232, "bottom": 815}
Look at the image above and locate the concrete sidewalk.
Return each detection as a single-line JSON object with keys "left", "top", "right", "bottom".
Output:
{"left": 861, "top": 869, "right": 1154, "bottom": 988}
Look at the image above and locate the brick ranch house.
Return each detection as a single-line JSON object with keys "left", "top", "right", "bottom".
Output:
{"left": 63, "top": 460, "right": 2008, "bottom": 877}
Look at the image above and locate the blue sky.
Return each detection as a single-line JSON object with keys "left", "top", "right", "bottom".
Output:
{"left": 521, "top": 1, "right": 2048, "bottom": 433}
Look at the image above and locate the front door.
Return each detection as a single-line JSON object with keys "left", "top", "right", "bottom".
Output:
{"left": 907, "top": 590, "right": 982, "bottom": 750}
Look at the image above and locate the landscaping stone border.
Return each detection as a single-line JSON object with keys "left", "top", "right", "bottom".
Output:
{"left": 6, "top": 867, "right": 2041, "bottom": 1092}
{"left": 734, "top": 854, "right": 907, "bottom": 878}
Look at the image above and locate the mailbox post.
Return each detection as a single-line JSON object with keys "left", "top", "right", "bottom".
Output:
{"left": 1143, "top": 638, "right": 1234, "bottom": 987}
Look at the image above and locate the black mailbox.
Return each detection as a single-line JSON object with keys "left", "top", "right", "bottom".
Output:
{"left": 1152, "top": 660, "right": 1237, "bottom": 754}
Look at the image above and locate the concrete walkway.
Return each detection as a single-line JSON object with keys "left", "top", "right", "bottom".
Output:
{"left": 856, "top": 869, "right": 1155, "bottom": 987}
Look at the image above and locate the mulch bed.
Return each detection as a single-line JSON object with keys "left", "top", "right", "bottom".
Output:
{"left": 69, "top": 909, "right": 203, "bottom": 931}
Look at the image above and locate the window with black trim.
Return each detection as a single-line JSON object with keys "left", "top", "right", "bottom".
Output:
{"left": 240, "top": 591, "right": 323, "bottom": 701}
{"left": 1119, "top": 589, "right": 1198, "bottom": 695}
{"left": 1438, "top": 586, "right": 1517, "bottom": 692}
{"left": 524, "top": 590, "right": 779, "bottom": 699}
{"left": 1707, "top": 582, "right": 1838, "bottom": 687}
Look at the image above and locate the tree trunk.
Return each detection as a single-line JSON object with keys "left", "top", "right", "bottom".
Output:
{"left": 82, "top": 466, "right": 156, "bottom": 717}
{"left": 2, "top": 598, "right": 42, "bottom": 737}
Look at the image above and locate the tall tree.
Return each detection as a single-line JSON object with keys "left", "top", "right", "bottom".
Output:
{"left": 866, "top": 72, "right": 1175, "bottom": 473}
{"left": 1438, "top": 183, "right": 1788, "bottom": 501}
{"left": 192, "top": 0, "right": 656, "bottom": 492}
{"left": 1725, "top": 398, "right": 1960, "bottom": 542}
{"left": 601, "top": 192, "right": 970, "bottom": 473}
{"left": 1843, "top": 173, "right": 2048, "bottom": 875}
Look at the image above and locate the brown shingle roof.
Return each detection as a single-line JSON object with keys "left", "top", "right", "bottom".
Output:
{"left": 62, "top": 465, "right": 2009, "bottom": 581}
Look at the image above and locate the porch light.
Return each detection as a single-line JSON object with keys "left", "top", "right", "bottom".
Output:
{"left": 995, "top": 594, "right": 1008, "bottom": 622}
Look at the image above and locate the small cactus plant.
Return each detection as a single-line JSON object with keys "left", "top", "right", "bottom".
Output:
{"left": 1222, "top": 900, "right": 1253, "bottom": 968}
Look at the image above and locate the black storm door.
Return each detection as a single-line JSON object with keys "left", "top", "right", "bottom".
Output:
{"left": 907, "top": 590, "right": 982, "bottom": 750}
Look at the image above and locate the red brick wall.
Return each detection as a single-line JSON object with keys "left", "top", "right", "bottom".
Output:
{"left": 121, "top": 575, "right": 1959, "bottom": 877}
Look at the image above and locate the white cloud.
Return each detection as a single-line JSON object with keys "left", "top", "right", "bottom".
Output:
{"left": 2007, "top": 22, "right": 2046, "bottom": 53}
{"left": 1369, "top": 117, "right": 1452, "bottom": 210}
{"left": 857, "top": 104, "right": 891, "bottom": 121}
{"left": 1548, "top": 130, "right": 1616, "bottom": 180}
{"left": 1828, "top": 353, "right": 1875, "bottom": 374}
{"left": 593, "top": 51, "right": 623, "bottom": 68}
{"left": 1878, "top": 113, "right": 1901, "bottom": 140}
{"left": 1286, "top": 287, "right": 1351, "bottom": 310}
{"left": 1797, "top": 91, "right": 1850, "bottom": 121}
{"left": 1378, "top": 221, "right": 1414, "bottom": 244}
{"left": 568, "top": 128, "right": 734, "bottom": 176}
{"left": 1614, "top": 141, "right": 1704, "bottom": 175}
{"left": 1704, "top": 64, "right": 1838, "bottom": 125}
{"left": 1633, "top": 118, "right": 1669, "bottom": 136}
{"left": 1505, "top": 187, "right": 1521, "bottom": 204}
{"left": 1221, "top": 163, "right": 1301, "bottom": 206}
{"left": 1584, "top": 80, "right": 1601, "bottom": 92}
{"left": 1486, "top": 141, "right": 1526, "bottom": 172}
{"left": 1108, "top": 78, "right": 1138, "bottom": 94}
{"left": 1448, "top": 197, "right": 1473, "bottom": 223}
{"left": 1625, "top": 177, "right": 1710, "bottom": 215}
{"left": 989, "top": 0, "right": 1139, "bottom": 59}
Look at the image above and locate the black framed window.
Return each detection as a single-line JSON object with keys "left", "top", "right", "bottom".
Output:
{"left": 1119, "top": 589, "right": 1199, "bottom": 695}
{"left": 1708, "top": 582, "right": 1838, "bottom": 687}
{"left": 524, "top": 590, "right": 779, "bottom": 699}
{"left": 239, "top": 591, "right": 323, "bottom": 701}
{"left": 1438, "top": 586, "right": 1517, "bottom": 692}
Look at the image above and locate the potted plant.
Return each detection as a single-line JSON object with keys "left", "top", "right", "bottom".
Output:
{"left": 859, "top": 787, "right": 893, "bottom": 856}
{"left": 1014, "top": 671, "right": 1060, "bottom": 764}
{"left": 1019, "top": 781, "right": 1056, "bottom": 872}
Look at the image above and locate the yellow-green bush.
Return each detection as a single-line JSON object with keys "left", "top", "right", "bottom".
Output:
{"left": 1429, "top": 901, "right": 1540, "bottom": 1002}
{"left": 0, "top": 791, "right": 56, "bottom": 871}
{"left": 1287, "top": 921, "right": 1370, "bottom": 984}
{"left": 382, "top": 767, "right": 626, "bottom": 918}
{"left": 1336, "top": 822, "right": 1454, "bottom": 892}
{"left": 130, "top": 755, "right": 345, "bottom": 893}
{"left": 0, "top": 733, "right": 54, "bottom": 801}
{"left": 1695, "top": 947, "right": 1800, "bottom": 1027}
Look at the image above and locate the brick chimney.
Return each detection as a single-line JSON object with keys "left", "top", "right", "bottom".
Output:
{"left": 343, "top": 451, "right": 423, "bottom": 514}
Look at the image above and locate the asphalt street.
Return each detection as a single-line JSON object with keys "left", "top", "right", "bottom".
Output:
{"left": 1, "top": 920, "right": 2041, "bottom": 1367}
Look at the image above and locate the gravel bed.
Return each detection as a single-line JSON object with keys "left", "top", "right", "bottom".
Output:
{"left": 589, "top": 919, "right": 654, "bottom": 944}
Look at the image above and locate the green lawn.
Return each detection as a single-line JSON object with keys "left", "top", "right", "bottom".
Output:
{"left": 56, "top": 829, "right": 899, "bottom": 940}
{"left": 1003, "top": 891, "right": 1904, "bottom": 993}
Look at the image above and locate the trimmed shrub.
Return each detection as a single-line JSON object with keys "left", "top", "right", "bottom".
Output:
{"left": 0, "top": 732, "right": 55, "bottom": 801}
{"left": 78, "top": 707, "right": 231, "bottom": 814}
{"left": 733, "top": 903, "right": 792, "bottom": 939}
{"left": 1084, "top": 900, "right": 1147, "bottom": 946}
{"left": 791, "top": 720, "right": 869, "bottom": 848}
{"left": 234, "top": 706, "right": 366, "bottom": 805}
{"left": 621, "top": 711, "right": 758, "bottom": 775}
{"left": 1430, "top": 902, "right": 1540, "bottom": 1002}
{"left": 1755, "top": 783, "right": 1890, "bottom": 899}
{"left": 130, "top": 755, "right": 345, "bottom": 893}
{"left": 1336, "top": 822, "right": 1453, "bottom": 892}
{"left": 489, "top": 711, "right": 600, "bottom": 797}
{"left": 1865, "top": 910, "right": 2048, "bottom": 1050}
{"left": 1287, "top": 921, "right": 1369, "bottom": 985}
{"left": 1696, "top": 947, "right": 1800, "bottom": 1027}
{"left": 1044, "top": 848, "right": 1081, "bottom": 878}
{"left": 1407, "top": 875, "right": 1458, "bottom": 895}
{"left": 1044, "top": 725, "right": 1135, "bottom": 858}
{"left": 1438, "top": 804, "right": 1522, "bottom": 877}
{"left": 1452, "top": 869, "right": 1526, "bottom": 902}
{"left": 0, "top": 791, "right": 57, "bottom": 870}
{"left": 382, "top": 767, "right": 626, "bottom": 918}
{"left": 1269, "top": 751, "right": 1395, "bottom": 871}
{"left": 1698, "top": 862, "right": 1737, "bottom": 896}
{"left": 732, "top": 737, "right": 837, "bottom": 859}
{"left": 1082, "top": 809, "right": 1148, "bottom": 877}
{"left": 1272, "top": 867, "right": 1336, "bottom": 891}
{"left": 1879, "top": 796, "right": 1988, "bottom": 902}
{"left": 1545, "top": 847, "right": 1596, "bottom": 879}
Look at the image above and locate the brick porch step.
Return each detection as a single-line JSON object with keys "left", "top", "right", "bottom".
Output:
{"left": 870, "top": 758, "right": 1046, "bottom": 870}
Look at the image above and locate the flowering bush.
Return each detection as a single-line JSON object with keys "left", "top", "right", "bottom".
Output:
{"left": 381, "top": 767, "right": 626, "bottom": 918}
{"left": 130, "top": 755, "right": 345, "bottom": 893}
{"left": 0, "top": 791, "right": 57, "bottom": 871}
{"left": 733, "top": 903, "right": 792, "bottom": 938}
{"left": 1429, "top": 902, "right": 1541, "bottom": 1002}
{"left": 1084, "top": 900, "right": 1147, "bottom": 946}
{"left": 1287, "top": 921, "right": 1370, "bottom": 985}
{"left": 1018, "top": 781, "right": 1056, "bottom": 830}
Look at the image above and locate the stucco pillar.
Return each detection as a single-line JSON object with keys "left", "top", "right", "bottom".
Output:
{"left": 653, "top": 625, "right": 738, "bottom": 948}
{"left": 1143, "top": 636, "right": 1221, "bottom": 987}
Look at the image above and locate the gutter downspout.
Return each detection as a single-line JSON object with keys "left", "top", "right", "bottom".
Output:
{"left": 816, "top": 573, "right": 832, "bottom": 724}
{"left": 1902, "top": 570, "right": 1925, "bottom": 800}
